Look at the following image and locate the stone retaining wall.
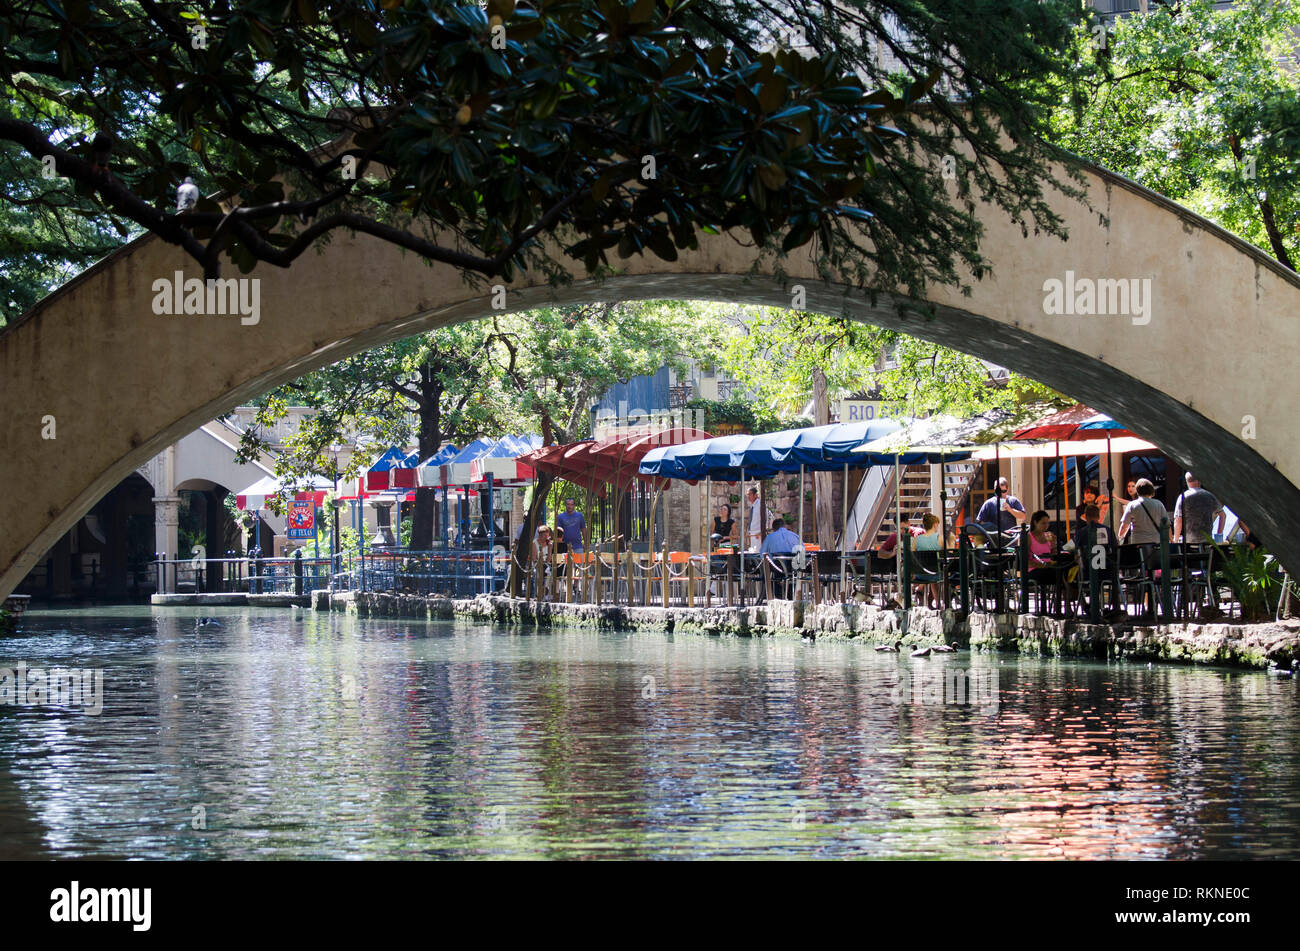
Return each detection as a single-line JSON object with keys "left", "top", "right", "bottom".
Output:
{"left": 323, "top": 591, "right": 1300, "bottom": 671}
{"left": 151, "top": 593, "right": 310, "bottom": 607}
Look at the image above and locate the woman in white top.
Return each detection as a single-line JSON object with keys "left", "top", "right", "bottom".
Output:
{"left": 1117, "top": 478, "right": 1169, "bottom": 545}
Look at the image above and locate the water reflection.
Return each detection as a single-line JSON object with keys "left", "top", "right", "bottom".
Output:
{"left": 0, "top": 607, "right": 1296, "bottom": 859}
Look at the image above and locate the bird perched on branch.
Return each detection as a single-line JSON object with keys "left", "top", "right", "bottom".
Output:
{"left": 176, "top": 176, "right": 199, "bottom": 213}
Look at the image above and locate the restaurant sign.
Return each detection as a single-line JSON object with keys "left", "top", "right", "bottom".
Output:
{"left": 838, "top": 400, "right": 883, "bottom": 422}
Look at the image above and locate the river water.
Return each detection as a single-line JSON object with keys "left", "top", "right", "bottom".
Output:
{"left": 1, "top": 606, "right": 1297, "bottom": 859}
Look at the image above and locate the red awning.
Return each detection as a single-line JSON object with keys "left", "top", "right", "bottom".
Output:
{"left": 517, "top": 429, "right": 710, "bottom": 493}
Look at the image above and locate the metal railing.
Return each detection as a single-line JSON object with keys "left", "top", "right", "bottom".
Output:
{"left": 139, "top": 524, "right": 1263, "bottom": 625}
{"left": 331, "top": 548, "right": 508, "bottom": 598}
{"left": 151, "top": 550, "right": 334, "bottom": 596}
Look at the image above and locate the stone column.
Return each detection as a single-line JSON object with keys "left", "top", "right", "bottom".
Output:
{"left": 153, "top": 496, "right": 180, "bottom": 593}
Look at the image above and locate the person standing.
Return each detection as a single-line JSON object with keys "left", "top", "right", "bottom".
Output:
{"left": 1173, "top": 472, "right": 1225, "bottom": 543}
{"left": 1117, "top": 478, "right": 1168, "bottom": 545}
{"left": 745, "top": 486, "right": 768, "bottom": 551}
{"left": 555, "top": 497, "right": 586, "bottom": 554}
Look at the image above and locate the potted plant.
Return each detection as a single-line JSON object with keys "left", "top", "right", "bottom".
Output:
{"left": 1211, "top": 543, "right": 1284, "bottom": 622}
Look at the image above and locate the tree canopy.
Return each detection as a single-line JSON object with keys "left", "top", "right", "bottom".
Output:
{"left": 1, "top": 0, "right": 1086, "bottom": 321}
{"left": 237, "top": 298, "right": 725, "bottom": 546}
{"left": 1050, "top": 0, "right": 1299, "bottom": 270}
{"left": 715, "top": 306, "right": 1057, "bottom": 421}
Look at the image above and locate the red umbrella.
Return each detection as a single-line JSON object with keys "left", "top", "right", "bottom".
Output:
{"left": 1014, "top": 404, "right": 1138, "bottom": 537}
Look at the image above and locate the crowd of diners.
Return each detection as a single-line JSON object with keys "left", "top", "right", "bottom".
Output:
{"left": 971, "top": 472, "right": 1255, "bottom": 550}
{"left": 513, "top": 470, "right": 1260, "bottom": 616}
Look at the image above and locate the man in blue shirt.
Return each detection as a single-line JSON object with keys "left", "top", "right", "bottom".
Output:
{"left": 759, "top": 518, "right": 800, "bottom": 555}
{"left": 976, "top": 477, "right": 1027, "bottom": 533}
{"left": 555, "top": 498, "right": 586, "bottom": 553}
{"left": 759, "top": 518, "right": 799, "bottom": 599}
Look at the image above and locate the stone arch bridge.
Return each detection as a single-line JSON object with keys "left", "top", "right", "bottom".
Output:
{"left": 2, "top": 161, "right": 1298, "bottom": 599}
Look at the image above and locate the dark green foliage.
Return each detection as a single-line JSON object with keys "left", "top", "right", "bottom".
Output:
{"left": 1, "top": 0, "right": 1087, "bottom": 317}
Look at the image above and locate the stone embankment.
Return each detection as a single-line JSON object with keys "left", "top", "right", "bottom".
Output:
{"left": 151, "top": 592, "right": 310, "bottom": 607}
{"left": 316, "top": 590, "right": 1300, "bottom": 671}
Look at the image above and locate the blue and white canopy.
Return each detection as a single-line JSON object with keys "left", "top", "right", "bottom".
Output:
{"left": 638, "top": 418, "right": 905, "bottom": 481}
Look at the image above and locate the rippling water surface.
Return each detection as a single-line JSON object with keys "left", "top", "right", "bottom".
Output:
{"left": 1, "top": 606, "right": 1297, "bottom": 859}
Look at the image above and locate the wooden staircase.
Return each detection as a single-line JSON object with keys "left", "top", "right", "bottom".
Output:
{"left": 868, "top": 460, "right": 982, "bottom": 547}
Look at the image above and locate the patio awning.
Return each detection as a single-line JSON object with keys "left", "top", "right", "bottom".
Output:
{"left": 469, "top": 434, "right": 544, "bottom": 484}
{"left": 445, "top": 438, "right": 497, "bottom": 484}
{"left": 639, "top": 418, "right": 904, "bottom": 482}
{"left": 516, "top": 441, "right": 581, "bottom": 480}
{"left": 365, "top": 446, "right": 414, "bottom": 491}
{"left": 852, "top": 414, "right": 979, "bottom": 464}
{"left": 820, "top": 418, "right": 904, "bottom": 462}
{"left": 415, "top": 444, "right": 460, "bottom": 487}
{"left": 235, "top": 475, "right": 280, "bottom": 510}
{"left": 971, "top": 435, "right": 1156, "bottom": 459}
{"left": 522, "top": 429, "right": 709, "bottom": 491}
{"left": 235, "top": 473, "right": 333, "bottom": 509}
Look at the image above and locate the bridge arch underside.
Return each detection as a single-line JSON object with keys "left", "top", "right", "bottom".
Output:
{"left": 5, "top": 156, "right": 1300, "bottom": 599}
{"left": 4, "top": 268, "right": 1296, "bottom": 598}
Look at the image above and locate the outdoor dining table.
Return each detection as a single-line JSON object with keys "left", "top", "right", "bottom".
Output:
{"left": 1026, "top": 551, "right": 1076, "bottom": 617}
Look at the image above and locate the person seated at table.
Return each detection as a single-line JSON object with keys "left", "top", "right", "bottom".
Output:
{"left": 531, "top": 525, "right": 557, "bottom": 594}
{"left": 913, "top": 514, "right": 943, "bottom": 608}
{"left": 1073, "top": 502, "right": 1090, "bottom": 540}
{"left": 876, "top": 529, "right": 899, "bottom": 560}
{"left": 759, "top": 517, "right": 799, "bottom": 598}
{"left": 1081, "top": 482, "right": 1115, "bottom": 525}
{"left": 759, "top": 517, "right": 800, "bottom": 556}
{"left": 1118, "top": 478, "right": 1167, "bottom": 546}
{"left": 914, "top": 514, "right": 942, "bottom": 551}
{"left": 711, "top": 503, "right": 736, "bottom": 548}
{"left": 1024, "top": 510, "right": 1064, "bottom": 612}
{"left": 1027, "top": 510, "right": 1058, "bottom": 566}
{"left": 976, "top": 477, "right": 1028, "bottom": 533}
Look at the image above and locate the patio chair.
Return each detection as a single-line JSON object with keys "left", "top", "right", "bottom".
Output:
{"left": 960, "top": 524, "right": 1016, "bottom": 613}
{"left": 1114, "top": 543, "right": 1154, "bottom": 620}
{"left": 763, "top": 554, "right": 795, "bottom": 601}
{"left": 810, "top": 550, "right": 847, "bottom": 602}
{"left": 1072, "top": 534, "right": 1122, "bottom": 620}
{"left": 1170, "top": 543, "right": 1215, "bottom": 620}
{"left": 866, "top": 550, "right": 899, "bottom": 606}
{"left": 663, "top": 551, "right": 701, "bottom": 606}
{"left": 911, "top": 549, "right": 944, "bottom": 608}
